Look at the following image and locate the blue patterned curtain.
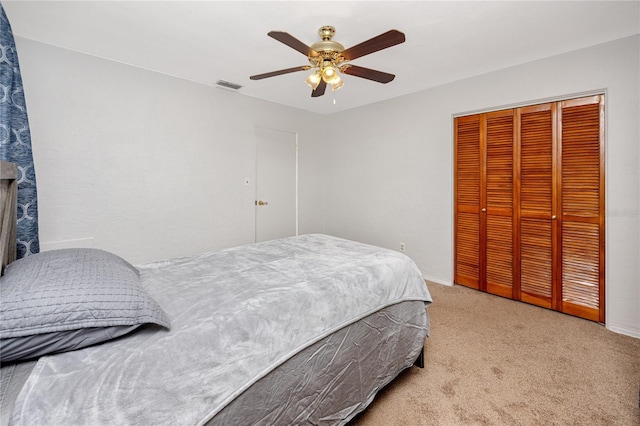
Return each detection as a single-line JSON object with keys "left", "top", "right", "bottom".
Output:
{"left": 0, "top": 3, "right": 39, "bottom": 258}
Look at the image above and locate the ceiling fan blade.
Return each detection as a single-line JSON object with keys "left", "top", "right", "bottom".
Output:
{"left": 341, "top": 65, "right": 395, "bottom": 84}
{"left": 311, "top": 79, "right": 327, "bottom": 97}
{"left": 341, "top": 30, "right": 405, "bottom": 61}
{"left": 250, "top": 66, "right": 311, "bottom": 80}
{"left": 268, "top": 31, "right": 319, "bottom": 57}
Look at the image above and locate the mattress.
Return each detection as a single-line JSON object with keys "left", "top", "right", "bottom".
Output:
{"left": 2, "top": 234, "right": 432, "bottom": 425}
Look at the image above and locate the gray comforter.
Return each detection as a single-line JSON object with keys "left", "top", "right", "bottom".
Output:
{"left": 9, "top": 234, "right": 432, "bottom": 425}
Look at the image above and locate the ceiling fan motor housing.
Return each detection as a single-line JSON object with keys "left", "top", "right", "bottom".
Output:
{"left": 309, "top": 26, "right": 345, "bottom": 68}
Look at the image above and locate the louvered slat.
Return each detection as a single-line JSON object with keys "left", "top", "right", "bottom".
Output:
{"left": 486, "top": 114, "right": 513, "bottom": 210}
{"left": 456, "top": 212, "right": 480, "bottom": 286}
{"left": 520, "top": 217, "right": 553, "bottom": 307}
{"left": 520, "top": 109, "right": 553, "bottom": 213}
{"left": 456, "top": 119, "right": 481, "bottom": 206}
{"left": 562, "top": 222, "right": 599, "bottom": 307}
{"left": 562, "top": 104, "right": 601, "bottom": 215}
{"left": 486, "top": 215, "right": 513, "bottom": 294}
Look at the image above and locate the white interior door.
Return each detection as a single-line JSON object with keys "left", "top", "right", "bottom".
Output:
{"left": 255, "top": 126, "right": 297, "bottom": 242}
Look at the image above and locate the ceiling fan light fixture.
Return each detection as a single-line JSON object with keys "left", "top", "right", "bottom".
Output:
{"left": 331, "top": 79, "right": 344, "bottom": 92}
{"left": 305, "top": 70, "right": 322, "bottom": 89}
{"left": 322, "top": 66, "right": 341, "bottom": 85}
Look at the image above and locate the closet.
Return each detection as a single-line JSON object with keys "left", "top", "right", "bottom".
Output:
{"left": 454, "top": 95, "right": 604, "bottom": 323}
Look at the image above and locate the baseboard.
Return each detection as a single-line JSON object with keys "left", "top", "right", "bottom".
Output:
{"left": 423, "top": 275, "right": 452, "bottom": 286}
{"left": 606, "top": 323, "right": 640, "bottom": 339}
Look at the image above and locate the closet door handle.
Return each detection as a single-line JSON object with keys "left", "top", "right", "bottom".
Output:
{"left": 481, "top": 208, "right": 486, "bottom": 212}
{"left": 551, "top": 215, "right": 557, "bottom": 220}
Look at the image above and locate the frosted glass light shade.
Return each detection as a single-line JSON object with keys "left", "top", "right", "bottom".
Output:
{"left": 305, "top": 71, "right": 321, "bottom": 89}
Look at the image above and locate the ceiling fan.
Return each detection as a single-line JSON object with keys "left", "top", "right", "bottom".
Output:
{"left": 250, "top": 26, "right": 405, "bottom": 98}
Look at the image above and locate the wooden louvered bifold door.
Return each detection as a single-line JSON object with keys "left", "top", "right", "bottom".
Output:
{"left": 518, "top": 103, "right": 556, "bottom": 309}
{"left": 453, "top": 94, "right": 604, "bottom": 323}
{"left": 454, "top": 115, "right": 481, "bottom": 289}
{"left": 484, "top": 110, "right": 515, "bottom": 298}
{"left": 558, "top": 96, "right": 605, "bottom": 322}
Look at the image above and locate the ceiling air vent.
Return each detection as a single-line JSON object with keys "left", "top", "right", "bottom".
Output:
{"left": 216, "top": 80, "right": 242, "bottom": 90}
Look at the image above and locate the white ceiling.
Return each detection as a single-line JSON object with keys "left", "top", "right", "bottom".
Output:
{"left": 3, "top": 1, "right": 639, "bottom": 115}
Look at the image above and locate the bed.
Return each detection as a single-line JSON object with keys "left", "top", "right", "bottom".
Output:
{"left": 0, "top": 160, "right": 432, "bottom": 425}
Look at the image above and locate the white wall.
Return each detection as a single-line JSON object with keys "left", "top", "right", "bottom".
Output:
{"left": 15, "top": 37, "right": 325, "bottom": 264}
{"left": 323, "top": 35, "right": 640, "bottom": 338}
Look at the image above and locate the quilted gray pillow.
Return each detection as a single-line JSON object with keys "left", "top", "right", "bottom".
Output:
{"left": 0, "top": 248, "right": 170, "bottom": 362}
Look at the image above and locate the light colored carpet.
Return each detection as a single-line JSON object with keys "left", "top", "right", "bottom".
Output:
{"left": 351, "top": 282, "right": 640, "bottom": 425}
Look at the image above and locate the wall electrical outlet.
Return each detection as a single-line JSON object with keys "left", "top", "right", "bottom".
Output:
{"left": 399, "top": 242, "right": 405, "bottom": 252}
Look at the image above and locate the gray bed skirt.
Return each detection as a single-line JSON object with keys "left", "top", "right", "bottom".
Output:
{"left": 208, "top": 300, "right": 428, "bottom": 425}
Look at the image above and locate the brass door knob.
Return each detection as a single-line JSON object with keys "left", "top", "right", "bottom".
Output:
{"left": 481, "top": 208, "right": 487, "bottom": 212}
{"left": 257, "top": 200, "right": 269, "bottom": 206}
{"left": 551, "top": 215, "right": 557, "bottom": 220}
